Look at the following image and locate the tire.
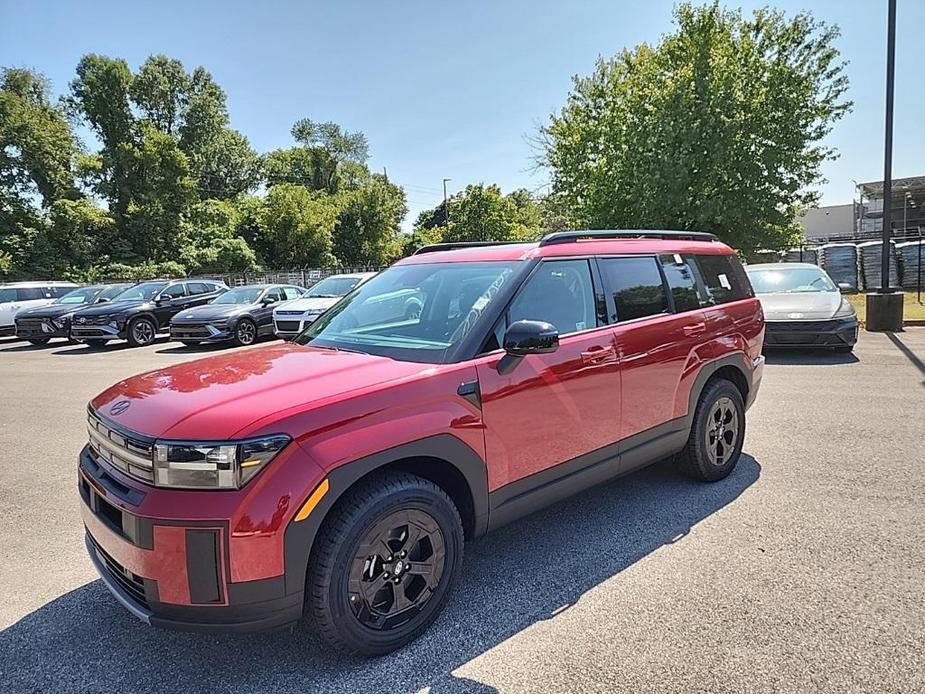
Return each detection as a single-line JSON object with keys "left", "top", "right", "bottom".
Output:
{"left": 307, "top": 471, "right": 464, "bottom": 656}
{"left": 233, "top": 318, "right": 257, "bottom": 346}
{"left": 27, "top": 338, "right": 50, "bottom": 345}
{"left": 676, "top": 378, "right": 745, "bottom": 482}
{"left": 126, "top": 316, "right": 157, "bottom": 347}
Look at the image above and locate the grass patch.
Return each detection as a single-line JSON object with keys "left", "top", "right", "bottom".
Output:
{"left": 845, "top": 291, "right": 925, "bottom": 322}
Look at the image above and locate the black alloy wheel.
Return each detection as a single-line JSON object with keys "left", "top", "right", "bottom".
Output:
{"left": 234, "top": 318, "right": 257, "bottom": 346}
{"left": 127, "top": 317, "right": 157, "bottom": 347}
{"left": 676, "top": 378, "right": 745, "bottom": 482}
{"left": 307, "top": 471, "right": 464, "bottom": 656}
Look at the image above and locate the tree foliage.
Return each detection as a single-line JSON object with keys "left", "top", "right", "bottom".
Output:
{"left": 542, "top": 2, "right": 851, "bottom": 253}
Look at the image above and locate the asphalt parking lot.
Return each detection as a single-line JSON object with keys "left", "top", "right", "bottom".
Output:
{"left": 0, "top": 330, "right": 923, "bottom": 693}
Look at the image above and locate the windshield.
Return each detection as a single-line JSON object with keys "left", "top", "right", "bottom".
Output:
{"left": 306, "top": 276, "right": 362, "bottom": 298}
{"left": 55, "top": 286, "right": 102, "bottom": 304}
{"left": 746, "top": 267, "right": 837, "bottom": 294}
{"left": 213, "top": 287, "right": 263, "bottom": 304}
{"left": 112, "top": 282, "right": 168, "bottom": 301}
{"left": 296, "top": 262, "right": 519, "bottom": 363}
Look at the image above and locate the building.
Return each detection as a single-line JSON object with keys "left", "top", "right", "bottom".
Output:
{"left": 856, "top": 175, "right": 924, "bottom": 238}
{"left": 797, "top": 204, "right": 855, "bottom": 240}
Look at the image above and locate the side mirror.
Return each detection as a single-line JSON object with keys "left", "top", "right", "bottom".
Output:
{"left": 96, "top": 297, "right": 111, "bottom": 303}
{"left": 262, "top": 296, "right": 277, "bottom": 306}
{"left": 503, "top": 320, "right": 559, "bottom": 356}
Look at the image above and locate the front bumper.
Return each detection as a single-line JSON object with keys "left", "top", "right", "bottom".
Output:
{"left": 0, "top": 324, "right": 15, "bottom": 337}
{"left": 15, "top": 318, "right": 69, "bottom": 340}
{"left": 763, "top": 318, "right": 859, "bottom": 349}
{"left": 79, "top": 444, "right": 310, "bottom": 633}
{"left": 170, "top": 322, "right": 233, "bottom": 342}
{"left": 273, "top": 315, "right": 319, "bottom": 339}
{"left": 71, "top": 322, "right": 124, "bottom": 341}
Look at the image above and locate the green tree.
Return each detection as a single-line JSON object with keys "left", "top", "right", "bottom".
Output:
{"left": 47, "top": 198, "right": 116, "bottom": 270}
{"left": 178, "top": 199, "right": 257, "bottom": 273}
{"left": 253, "top": 184, "right": 337, "bottom": 267}
{"left": 439, "top": 184, "right": 541, "bottom": 244}
{"left": 333, "top": 173, "right": 407, "bottom": 265}
{"left": 542, "top": 3, "right": 851, "bottom": 254}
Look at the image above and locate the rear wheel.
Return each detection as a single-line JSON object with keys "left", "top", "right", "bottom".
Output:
{"left": 676, "top": 378, "right": 745, "bottom": 482}
{"left": 307, "top": 472, "right": 464, "bottom": 656}
{"left": 27, "top": 338, "right": 49, "bottom": 345}
{"left": 127, "top": 317, "right": 157, "bottom": 347}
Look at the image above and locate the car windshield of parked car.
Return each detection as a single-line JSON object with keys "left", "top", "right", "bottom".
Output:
{"left": 213, "top": 287, "right": 263, "bottom": 304}
{"left": 747, "top": 268, "right": 836, "bottom": 294}
{"left": 112, "top": 282, "right": 167, "bottom": 301}
{"left": 55, "top": 286, "right": 102, "bottom": 304}
{"left": 296, "top": 262, "right": 519, "bottom": 362}
{"left": 305, "top": 276, "right": 361, "bottom": 298}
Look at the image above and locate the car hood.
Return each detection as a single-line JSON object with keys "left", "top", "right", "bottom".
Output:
{"left": 757, "top": 291, "right": 844, "bottom": 320}
{"left": 74, "top": 299, "right": 146, "bottom": 316}
{"left": 16, "top": 303, "right": 87, "bottom": 319}
{"left": 274, "top": 297, "right": 339, "bottom": 314}
{"left": 90, "top": 343, "right": 427, "bottom": 440}
{"left": 171, "top": 303, "right": 248, "bottom": 322}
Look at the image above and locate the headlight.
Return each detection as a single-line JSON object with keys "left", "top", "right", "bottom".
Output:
{"left": 52, "top": 313, "right": 74, "bottom": 328}
{"left": 153, "top": 435, "right": 290, "bottom": 489}
{"left": 833, "top": 299, "right": 856, "bottom": 319}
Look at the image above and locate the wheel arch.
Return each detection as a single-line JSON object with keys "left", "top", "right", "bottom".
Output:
{"left": 282, "top": 434, "right": 488, "bottom": 597}
{"left": 683, "top": 353, "right": 752, "bottom": 429}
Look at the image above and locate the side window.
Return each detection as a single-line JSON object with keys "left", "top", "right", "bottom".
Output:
{"left": 100, "top": 285, "right": 125, "bottom": 300}
{"left": 283, "top": 286, "right": 302, "bottom": 300}
{"left": 49, "top": 286, "right": 72, "bottom": 298}
{"left": 18, "top": 288, "right": 46, "bottom": 301}
{"left": 507, "top": 259, "right": 597, "bottom": 335}
{"left": 265, "top": 287, "right": 284, "bottom": 302}
{"left": 693, "top": 254, "right": 752, "bottom": 305}
{"left": 162, "top": 283, "right": 186, "bottom": 299}
{"left": 598, "top": 257, "right": 669, "bottom": 322}
{"left": 187, "top": 282, "right": 209, "bottom": 295}
{"left": 0, "top": 288, "right": 16, "bottom": 303}
{"left": 659, "top": 255, "right": 701, "bottom": 313}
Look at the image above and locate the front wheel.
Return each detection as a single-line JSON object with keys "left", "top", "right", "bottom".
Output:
{"left": 676, "top": 378, "right": 745, "bottom": 482}
{"left": 307, "top": 472, "right": 464, "bottom": 656}
{"left": 233, "top": 318, "right": 257, "bottom": 346}
{"left": 127, "top": 317, "right": 157, "bottom": 347}
{"left": 27, "top": 338, "right": 50, "bottom": 345}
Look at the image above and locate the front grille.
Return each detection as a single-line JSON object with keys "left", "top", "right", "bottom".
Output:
{"left": 276, "top": 311, "right": 304, "bottom": 317}
{"left": 765, "top": 320, "right": 847, "bottom": 332}
{"left": 171, "top": 324, "right": 212, "bottom": 338}
{"left": 87, "top": 532, "right": 150, "bottom": 610}
{"left": 75, "top": 315, "right": 111, "bottom": 326}
{"left": 275, "top": 320, "right": 301, "bottom": 332}
{"left": 16, "top": 318, "right": 46, "bottom": 329}
{"left": 87, "top": 409, "right": 155, "bottom": 483}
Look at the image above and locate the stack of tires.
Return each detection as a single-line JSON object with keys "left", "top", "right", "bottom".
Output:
{"left": 857, "top": 240, "right": 901, "bottom": 290}
{"left": 897, "top": 240, "right": 925, "bottom": 290}
{"left": 784, "top": 247, "right": 818, "bottom": 264}
{"left": 818, "top": 243, "right": 859, "bottom": 292}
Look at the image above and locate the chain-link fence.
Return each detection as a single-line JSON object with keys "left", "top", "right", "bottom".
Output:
{"left": 194, "top": 266, "right": 385, "bottom": 289}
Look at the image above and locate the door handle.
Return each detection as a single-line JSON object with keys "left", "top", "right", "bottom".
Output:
{"left": 580, "top": 344, "right": 616, "bottom": 364}
{"left": 682, "top": 322, "right": 706, "bottom": 337}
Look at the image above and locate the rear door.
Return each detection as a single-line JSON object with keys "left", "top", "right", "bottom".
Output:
{"left": 475, "top": 258, "right": 621, "bottom": 490}
{"left": 256, "top": 287, "right": 284, "bottom": 331}
{"left": 598, "top": 255, "right": 707, "bottom": 445}
{"left": 154, "top": 283, "right": 187, "bottom": 326}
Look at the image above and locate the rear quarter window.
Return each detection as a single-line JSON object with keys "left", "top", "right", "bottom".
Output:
{"left": 598, "top": 256, "right": 669, "bottom": 322}
{"left": 692, "top": 254, "right": 753, "bottom": 305}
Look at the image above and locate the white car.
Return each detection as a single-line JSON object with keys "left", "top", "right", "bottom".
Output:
{"left": 0, "top": 281, "right": 79, "bottom": 337}
{"left": 273, "top": 272, "right": 377, "bottom": 339}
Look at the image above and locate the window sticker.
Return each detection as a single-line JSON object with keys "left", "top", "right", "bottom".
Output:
{"left": 576, "top": 321, "right": 586, "bottom": 331}
{"left": 718, "top": 273, "right": 731, "bottom": 289}
{"left": 673, "top": 254, "right": 683, "bottom": 265}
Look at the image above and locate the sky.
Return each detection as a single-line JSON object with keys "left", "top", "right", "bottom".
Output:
{"left": 2, "top": 0, "right": 923, "bottom": 230}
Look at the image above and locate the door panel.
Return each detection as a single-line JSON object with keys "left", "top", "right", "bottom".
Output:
{"left": 476, "top": 327, "right": 621, "bottom": 491}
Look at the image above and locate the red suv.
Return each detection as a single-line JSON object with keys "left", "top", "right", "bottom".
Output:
{"left": 79, "top": 231, "right": 764, "bottom": 655}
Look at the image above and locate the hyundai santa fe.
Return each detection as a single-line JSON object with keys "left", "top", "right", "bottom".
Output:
{"left": 79, "top": 230, "right": 764, "bottom": 655}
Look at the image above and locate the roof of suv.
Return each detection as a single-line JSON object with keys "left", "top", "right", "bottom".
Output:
{"left": 398, "top": 234, "right": 734, "bottom": 265}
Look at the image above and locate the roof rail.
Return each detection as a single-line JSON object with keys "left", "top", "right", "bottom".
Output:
{"left": 412, "top": 241, "right": 527, "bottom": 255}
{"left": 539, "top": 229, "right": 719, "bottom": 246}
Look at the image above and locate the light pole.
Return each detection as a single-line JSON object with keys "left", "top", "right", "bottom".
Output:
{"left": 442, "top": 178, "right": 451, "bottom": 225}
{"left": 867, "top": 0, "right": 903, "bottom": 330}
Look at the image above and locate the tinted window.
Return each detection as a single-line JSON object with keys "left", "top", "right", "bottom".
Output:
{"left": 162, "top": 284, "right": 186, "bottom": 299}
{"left": 18, "top": 288, "right": 46, "bottom": 301}
{"left": 113, "top": 282, "right": 167, "bottom": 301}
{"left": 49, "top": 286, "right": 74, "bottom": 298}
{"left": 99, "top": 285, "right": 129, "bottom": 300}
{"left": 659, "top": 255, "right": 701, "bottom": 313}
{"left": 599, "top": 257, "right": 668, "bottom": 322}
{"left": 306, "top": 276, "right": 361, "bottom": 297}
{"left": 283, "top": 286, "right": 302, "bottom": 300}
{"left": 508, "top": 259, "right": 597, "bottom": 335}
{"left": 693, "top": 254, "right": 752, "bottom": 305}
{"left": 56, "top": 286, "right": 101, "bottom": 304}
{"left": 187, "top": 282, "right": 210, "bottom": 295}
{"left": 0, "top": 288, "right": 16, "bottom": 303}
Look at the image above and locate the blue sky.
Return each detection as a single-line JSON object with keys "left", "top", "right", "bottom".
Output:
{"left": 2, "top": 0, "right": 923, "bottom": 229}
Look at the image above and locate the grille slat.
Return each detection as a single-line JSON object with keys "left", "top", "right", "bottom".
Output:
{"left": 88, "top": 534, "right": 149, "bottom": 609}
{"left": 275, "top": 320, "right": 301, "bottom": 332}
{"left": 87, "top": 410, "right": 154, "bottom": 483}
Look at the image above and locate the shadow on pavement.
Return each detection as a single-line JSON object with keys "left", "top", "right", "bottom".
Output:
{"left": 0, "top": 455, "right": 760, "bottom": 694}
{"left": 0, "top": 340, "right": 61, "bottom": 353}
{"left": 885, "top": 331, "right": 925, "bottom": 379}
{"left": 763, "top": 349, "right": 859, "bottom": 366}
{"left": 48, "top": 338, "right": 167, "bottom": 355}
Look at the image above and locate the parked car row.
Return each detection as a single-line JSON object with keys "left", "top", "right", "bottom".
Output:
{"left": 2, "top": 273, "right": 378, "bottom": 348}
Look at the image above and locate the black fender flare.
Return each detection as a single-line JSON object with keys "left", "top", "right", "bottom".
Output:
{"left": 281, "top": 434, "right": 488, "bottom": 597}
{"left": 681, "top": 352, "right": 753, "bottom": 431}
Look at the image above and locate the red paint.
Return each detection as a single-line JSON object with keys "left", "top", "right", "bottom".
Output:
{"left": 81, "top": 236, "right": 764, "bottom": 615}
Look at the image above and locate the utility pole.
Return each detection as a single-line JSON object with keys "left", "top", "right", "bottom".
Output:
{"left": 867, "top": 0, "right": 903, "bottom": 330}
{"left": 442, "top": 178, "right": 451, "bottom": 225}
